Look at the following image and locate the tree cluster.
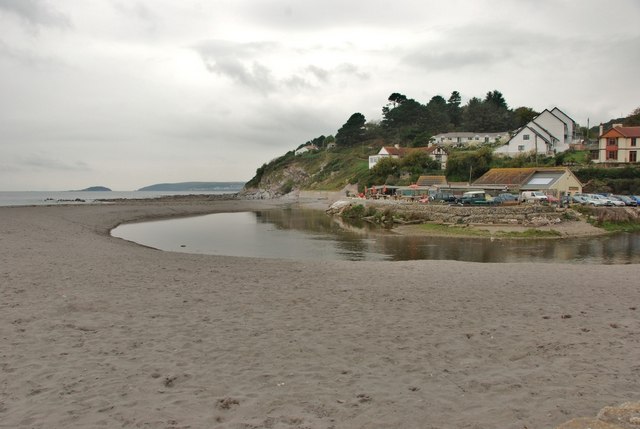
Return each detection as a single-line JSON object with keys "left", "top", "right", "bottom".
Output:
{"left": 334, "top": 90, "right": 538, "bottom": 148}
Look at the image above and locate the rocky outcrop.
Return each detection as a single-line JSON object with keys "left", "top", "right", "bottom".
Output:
{"left": 556, "top": 401, "right": 640, "bottom": 429}
{"left": 241, "top": 166, "right": 310, "bottom": 199}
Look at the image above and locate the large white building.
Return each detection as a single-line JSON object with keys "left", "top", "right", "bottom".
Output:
{"left": 430, "top": 131, "right": 509, "bottom": 146}
{"left": 494, "top": 107, "right": 577, "bottom": 157}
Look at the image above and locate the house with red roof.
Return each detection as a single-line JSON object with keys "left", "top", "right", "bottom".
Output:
{"left": 593, "top": 124, "right": 640, "bottom": 164}
{"left": 368, "top": 145, "right": 448, "bottom": 169}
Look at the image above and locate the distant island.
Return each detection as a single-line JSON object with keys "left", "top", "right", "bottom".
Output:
{"left": 74, "top": 186, "right": 112, "bottom": 192}
{"left": 137, "top": 181, "right": 245, "bottom": 192}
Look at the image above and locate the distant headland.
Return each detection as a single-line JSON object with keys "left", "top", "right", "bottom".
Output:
{"left": 137, "top": 182, "right": 245, "bottom": 192}
{"left": 74, "top": 186, "right": 112, "bottom": 192}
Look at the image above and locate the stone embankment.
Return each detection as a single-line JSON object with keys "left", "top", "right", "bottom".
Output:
{"left": 328, "top": 199, "right": 640, "bottom": 226}
{"left": 328, "top": 199, "right": 574, "bottom": 227}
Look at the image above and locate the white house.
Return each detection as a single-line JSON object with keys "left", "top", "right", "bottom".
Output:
{"left": 294, "top": 144, "right": 318, "bottom": 156}
{"left": 368, "top": 145, "right": 447, "bottom": 169}
{"left": 430, "top": 131, "right": 510, "bottom": 146}
{"left": 495, "top": 107, "right": 577, "bottom": 157}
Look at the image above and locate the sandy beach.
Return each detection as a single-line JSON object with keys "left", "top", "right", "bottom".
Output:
{"left": 1, "top": 199, "right": 638, "bottom": 429}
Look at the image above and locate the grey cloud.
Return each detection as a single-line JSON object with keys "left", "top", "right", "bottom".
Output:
{"left": 0, "top": 39, "right": 62, "bottom": 67}
{"left": 194, "top": 40, "right": 370, "bottom": 94}
{"left": 109, "top": 0, "right": 158, "bottom": 33}
{"left": 335, "top": 63, "right": 369, "bottom": 80}
{"left": 21, "top": 154, "right": 90, "bottom": 171}
{"left": 0, "top": 0, "right": 71, "bottom": 28}
{"left": 306, "top": 65, "right": 329, "bottom": 82}
{"left": 233, "top": 0, "right": 437, "bottom": 31}
{"left": 193, "top": 40, "right": 278, "bottom": 93}
{"left": 404, "top": 48, "right": 511, "bottom": 71}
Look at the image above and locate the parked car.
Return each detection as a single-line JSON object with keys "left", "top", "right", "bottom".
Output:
{"left": 520, "top": 191, "right": 548, "bottom": 203}
{"left": 545, "top": 194, "right": 560, "bottom": 204}
{"left": 614, "top": 195, "right": 638, "bottom": 207}
{"left": 569, "top": 195, "right": 588, "bottom": 205}
{"left": 603, "top": 195, "right": 625, "bottom": 206}
{"left": 431, "top": 192, "right": 457, "bottom": 203}
{"left": 631, "top": 195, "right": 640, "bottom": 205}
{"left": 493, "top": 193, "right": 519, "bottom": 205}
{"left": 581, "top": 194, "right": 607, "bottom": 206}
{"left": 458, "top": 190, "right": 497, "bottom": 205}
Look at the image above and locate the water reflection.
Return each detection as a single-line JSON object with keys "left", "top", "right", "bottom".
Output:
{"left": 111, "top": 208, "right": 640, "bottom": 264}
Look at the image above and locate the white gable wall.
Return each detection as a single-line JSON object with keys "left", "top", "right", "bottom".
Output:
{"left": 551, "top": 107, "right": 576, "bottom": 142}
{"left": 494, "top": 127, "right": 548, "bottom": 156}
{"left": 535, "top": 110, "right": 571, "bottom": 153}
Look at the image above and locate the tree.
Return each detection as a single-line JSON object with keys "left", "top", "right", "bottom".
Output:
{"left": 445, "top": 147, "right": 493, "bottom": 182}
{"left": 425, "top": 95, "right": 450, "bottom": 134}
{"left": 335, "top": 113, "right": 366, "bottom": 147}
{"left": 367, "top": 157, "right": 401, "bottom": 185}
{"left": 447, "top": 91, "right": 462, "bottom": 128}
{"left": 401, "top": 150, "right": 440, "bottom": 173}
{"left": 461, "top": 91, "right": 515, "bottom": 132}
{"left": 381, "top": 94, "right": 428, "bottom": 144}
{"left": 513, "top": 106, "right": 539, "bottom": 128}
{"left": 484, "top": 90, "right": 508, "bottom": 110}
{"left": 627, "top": 107, "right": 640, "bottom": 126}
{"left": 387, "top": 92, "right": 408, "bottom": 107}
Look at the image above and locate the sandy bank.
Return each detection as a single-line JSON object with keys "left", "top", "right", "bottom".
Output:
{"left": 0, "top": 199, "right": 638, "bottom": 429}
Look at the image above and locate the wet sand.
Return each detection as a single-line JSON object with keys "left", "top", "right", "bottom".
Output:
{"left": 0, "top": 199, "right": 638, "bottom": 428}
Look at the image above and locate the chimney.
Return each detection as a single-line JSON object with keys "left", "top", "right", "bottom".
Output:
{"left": 599, "top": 124, "right": 603, "bottom": 136}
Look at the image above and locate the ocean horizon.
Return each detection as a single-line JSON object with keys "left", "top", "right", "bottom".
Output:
{"left": 0, "top": 189, "right": 241, "bottom": 207}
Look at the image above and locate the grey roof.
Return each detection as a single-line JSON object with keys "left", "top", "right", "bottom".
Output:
{"left": 519, "top": 171, "right": 565, "bottom": 190}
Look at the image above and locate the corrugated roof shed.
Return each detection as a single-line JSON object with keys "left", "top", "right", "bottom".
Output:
{"left": 472, "top": 168, "right": 537, "bottom": 186}
{"left": 416, "top": 175, "right": 447, "bottom": 187}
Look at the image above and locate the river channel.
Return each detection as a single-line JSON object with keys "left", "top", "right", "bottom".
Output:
{"left": 111, "top": 208, "right": 640, "bottom": 264}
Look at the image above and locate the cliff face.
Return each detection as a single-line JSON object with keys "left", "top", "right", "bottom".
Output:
{"left": 241, "top": 164, "right": 311, "bottom": 199}
{"left": 241, "top": 148, "right": 368, "bottom": 199}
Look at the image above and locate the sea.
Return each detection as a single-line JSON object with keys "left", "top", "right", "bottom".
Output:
{"left": 0, "top": 190, "right": 240, "bottom": 207}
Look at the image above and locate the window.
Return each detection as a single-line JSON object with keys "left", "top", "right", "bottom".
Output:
{"left": 457, "top": 137, "right": 461, "bottom": 143}
{"left": 523, "top": 134, "right": 530, "bottom": 140}
{"left": 630, "top": 151, "right": 637, "bottom": 162}
{"left": 484, "top": 137, "right": 489, "bottom": 143}
{"left": 607, "top": 151, "right": 617, "bottom": 160}
{"left": 607, "top": 137, "right": 617, "bottom": 146}
{"left": 632, "top": 138, "right": 637, "bottom": 147}
{"left": 518, "top": 145, "right": 525, "bottom": 152}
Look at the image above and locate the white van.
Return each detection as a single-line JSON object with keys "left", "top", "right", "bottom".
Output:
{"left": 520, "top": 191, "right": 548, "bottom": 203}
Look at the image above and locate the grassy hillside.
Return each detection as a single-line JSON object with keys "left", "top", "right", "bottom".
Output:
{"left": 245, "top": 146, "right": 371, "bottom": 194}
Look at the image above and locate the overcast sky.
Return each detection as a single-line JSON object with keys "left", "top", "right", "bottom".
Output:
{"left": 1, "top": 0, "right": 639, "bottom": 191}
